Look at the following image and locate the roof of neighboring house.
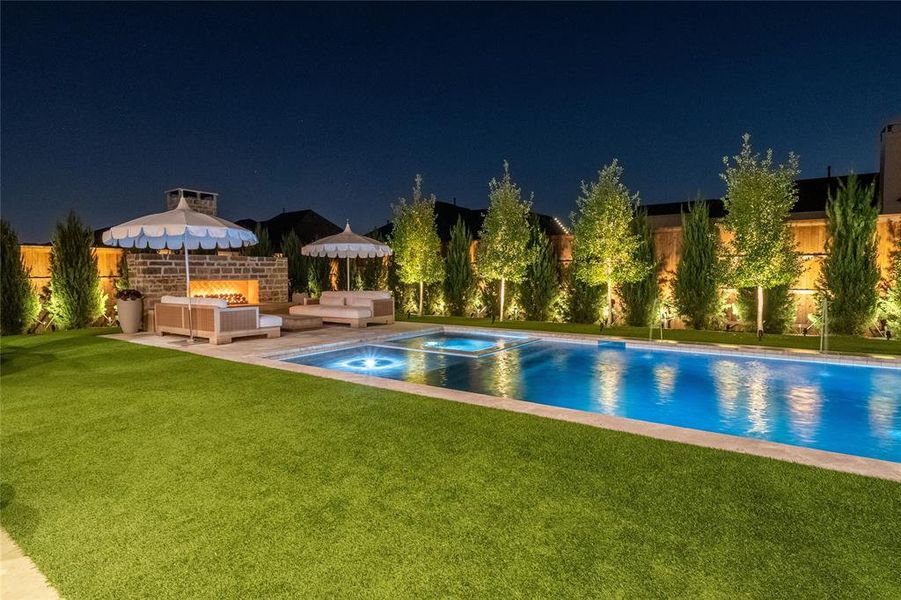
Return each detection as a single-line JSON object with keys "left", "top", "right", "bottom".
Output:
{"left": 644, "top": 172, "right": 881, "bottom": 219}
{"left": 236, "top": 209, "right": 342, "bottom": 251}
{"left": 369, "top": 200, "right": 570, "bottom": 242}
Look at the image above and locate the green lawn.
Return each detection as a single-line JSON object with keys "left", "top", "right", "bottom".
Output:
{"left": 2, "top": 330, "right": 900, "bottom": 598}
{"left": 402, "top": 315, "right": 901, "bottom": 356}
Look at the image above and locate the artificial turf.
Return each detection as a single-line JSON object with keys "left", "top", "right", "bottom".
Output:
{"left": 1, "top": 329, "right": 899, "bottom": 598}
{"left": 401, "top": 315, "right": 901, "bottom": 356}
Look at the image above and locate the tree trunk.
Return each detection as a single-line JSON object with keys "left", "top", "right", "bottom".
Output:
{"left": 606, "top": 275, "right": 613, "bottom": 326}
{"left": 499, "top": 278, "right": 506, "bottom": 321}
{"left": 418, "top": 280, "right": 424, "bottom": 316}
{"left": 756, "top": 285, "right": 764, "bottom": 337}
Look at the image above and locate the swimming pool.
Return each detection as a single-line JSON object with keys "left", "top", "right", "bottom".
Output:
{"left": 285, "top": 333, "right": 901, "bottom": 462}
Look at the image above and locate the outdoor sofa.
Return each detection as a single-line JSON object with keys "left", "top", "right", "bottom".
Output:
{"left": 289, "top": 290, "right": 395, "bottom": 328}
{"left": 155, "top": 296, "right": 282, "bottom": 345}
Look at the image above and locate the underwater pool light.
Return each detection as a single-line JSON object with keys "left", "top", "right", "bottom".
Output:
{"left": 338, "top": 356, "right": 401, "bottom": 371}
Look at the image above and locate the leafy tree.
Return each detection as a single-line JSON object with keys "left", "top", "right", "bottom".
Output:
{"left": 571, "top": 160, "right": 647, "bottom": 326}
{"left": 243, "top": 224, "right": 272, "bottom": 257}
{"left": 519, "top": 218, "right": 559, "bottom": 321}
{"left": 673, "top": 200, "right": 721, "bottom": 328}
{"left": 617, "top": 209, "right": 659, "bottom": 327}
{"left": 48, "top": 212, "right": 106, "bottom": 329}
{"left": 478, "top": 161, "right": 533, "bottom": 320}
{"left": 444, "top": 216, "right": 474, "bottom": 316}
{"left": 1, "top": 218, "right": 39, "bottom": 335}
{"left": 281, "top": 230, "right": 305, "bottom": 295}
{"left": 737, "top": 284, "right": 795, "bottom": 334}
{"left": 721, "top": 134, "right": 801, "bottom": 337}
{"left": 390, "top": 175, "right": 444, "bottom": 315}
{"left": 817, "top": 174, "right": 879, "bottom": 334}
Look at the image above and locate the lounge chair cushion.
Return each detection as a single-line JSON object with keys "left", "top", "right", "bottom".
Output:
{"left": 320, "top": 295, "right": 346, "bottom": 307}
{"left": 258, "top": 314, "right": 283, "bottom": 328}
{"left": 289, "top": 304, "right": 372, "bottom": 319}
{"left": 160, "top": 295, "right": 228, "bottom": 309}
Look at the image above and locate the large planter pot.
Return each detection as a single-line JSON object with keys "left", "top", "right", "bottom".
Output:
{"left": 116, "top": 298, "right": 143, "bottom": 334}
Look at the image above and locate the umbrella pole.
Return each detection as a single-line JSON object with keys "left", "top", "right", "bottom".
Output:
{"left": 184, "top": 245, "right": 194, "bottom": 343}
{"left": 346, "top": 256, "right": 351, "bottom": 291}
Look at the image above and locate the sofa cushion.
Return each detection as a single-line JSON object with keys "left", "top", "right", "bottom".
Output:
{"left": 290, "top": 305, "right": 372, "bottom": 319}
{"left": 258, "top": 314, "right": 283, "bottom": 328}
{"left": 320, "top": 294, "right": 346, "bottom": 307}
{"left": 347, "top": 297, "right": 374, "bottom": 308}
{"left": 160, "top": 295, "right": 228, "bottom": 309}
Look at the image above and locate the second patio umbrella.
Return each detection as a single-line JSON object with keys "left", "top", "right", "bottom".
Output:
{"left": 301, "top": 223, "right": 392, "bottom": 291}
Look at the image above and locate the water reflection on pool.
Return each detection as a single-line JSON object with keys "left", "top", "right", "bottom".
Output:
{"left": 286, "top": 338, "right": 901, "bottom": 462}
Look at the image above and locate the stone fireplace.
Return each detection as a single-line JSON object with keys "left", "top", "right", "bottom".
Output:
{"left": 127, "top": 253, "right": 288, "bottom": 314}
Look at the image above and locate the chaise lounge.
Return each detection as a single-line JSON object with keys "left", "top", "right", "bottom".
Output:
{"left": 155, "top": 296, "right": 283, "bottom": 344}
{"left": 289, "top": 290, "right": 395, "bottom": 328}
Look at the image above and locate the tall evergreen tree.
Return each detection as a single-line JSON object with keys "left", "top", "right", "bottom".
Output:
{"left": 281, "top": 229, "right": 305, "bottom": 295}
{"left": 390, "top": 175, "right": 444, "bottom": 315}
{"left": 883, "top": 238, "right": 901, "bottom": 333}
{"left": 571, "top": 160, "right": 647, "bottom": 325}
{"left": 520, "top": 218, "right": 558, "bottom": 321}
{"left": 243, "top": 224, "right": 272, "bottom": 257}
{"left": 617, "top": 209, "right": 658, "bottom": 327}
{"left": 1, "top": 218, "right": 39, "bottom": 335}
{"left": 561, "top": 262, "right": 603, "bottom": 324}
{"left": 48, "top": 212, "right": 106, "bottom": 329}
{"left": 817, "top": 174, "right": 879, "bottom": 334}
{"left": 444, "top": 216, "right": 474, "bottom": 316}
{"left": 721, "top": 134, "right": 801, "bottom": 337}
{"left": 673, "top": 200, "right": 721, "bottom": 329}
{"left": 478, "top": 161, "right": 532, "bottom": 320}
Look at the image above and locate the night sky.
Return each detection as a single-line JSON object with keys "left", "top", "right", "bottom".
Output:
{"left": 2, "top": 2, "right": 900, "bottom": 243}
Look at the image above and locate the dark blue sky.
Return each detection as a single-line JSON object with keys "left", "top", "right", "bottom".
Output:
{"left": 2, "top": 2, "right": 900, "bottom": 242}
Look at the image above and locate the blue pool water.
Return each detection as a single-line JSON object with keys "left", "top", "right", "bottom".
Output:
{"left": 375, "top": 332, "right": 534, "bottom": 356}
{"left": 286, "top": 335, "right": 901, "bottom": 462}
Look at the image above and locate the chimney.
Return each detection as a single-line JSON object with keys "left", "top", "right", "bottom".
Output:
{"left": 880, "top": 122, "right": 901, "bottom": 214}
{"left": 165, "top": 188, "right": 218, "bottom": 216}
{"left": 827, "top": 165, "right": 832, "bottom": 178}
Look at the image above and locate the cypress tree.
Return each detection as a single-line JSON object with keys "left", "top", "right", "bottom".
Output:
{"left": 618, "top": 209, "right": 658, "bottom": 326}
{"left": 281, "top": 230, "right": 305, "bottom": 294}
{"left": 48, "top": 212, "right": 106, "bottom": 329}
{"left": 444, "top": 216, "right": 474, "bottom": 316}
{"left": 673, "top": 200, "right": 721, "bottom": 329}
{"left": 562, "top": 262, "right": 603, "bottom": 324}
{"left": 1, "top": 218, "right": 39, "bottom": 335}
{"left": 243, "top": 224, "right": 272, "bottom": 257}
{"left": 817, "top": 174, "right": 879, "bottom": 334}
{"left": 520, "top": 218, "right": 558, "bottom": 321}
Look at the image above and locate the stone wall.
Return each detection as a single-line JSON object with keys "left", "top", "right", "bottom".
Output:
{"left": 127, "top": 253, "right": 288, "bottom": 311}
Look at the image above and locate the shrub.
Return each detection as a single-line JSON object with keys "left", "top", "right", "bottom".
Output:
{"left": 673, "top": 200, "right": 721, "bottom": 328}
{"left": 817, "top": 174, "right": 880, "bottom": 334}
{"left": 618, "top": 209, "right": 658, "bottom": 326}
{"left": 444, "top": 216, "right": 474, "bottom": 316}
{"left": 520, "top": 219, "right": 559, "bottom": 321}
{"left": 1, "top": 218, "right": 39, "bottom": 335}
{"left": 281, "top": 230, "right": 305, "bottom": 295}
{"left": 48, "top": 212, "right": 106, "bottom": 329}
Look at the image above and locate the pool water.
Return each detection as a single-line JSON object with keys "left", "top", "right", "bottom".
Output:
{"left": 285, "top": 336, "right": 901, "bottom": 462}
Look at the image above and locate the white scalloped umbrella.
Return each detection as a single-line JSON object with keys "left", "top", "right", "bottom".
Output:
{"left": 102, "top": 197, "right": 258, "bottom": 340}
{"left": 301, "top": 223, "right": 392, "bottom": 291}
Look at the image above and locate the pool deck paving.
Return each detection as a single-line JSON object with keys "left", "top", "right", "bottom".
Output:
{"left": 105, "top": 323, "right": 901, "bottom": 482}
{"left": 1, "top": 529, "right": 59, "bottom": 600}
